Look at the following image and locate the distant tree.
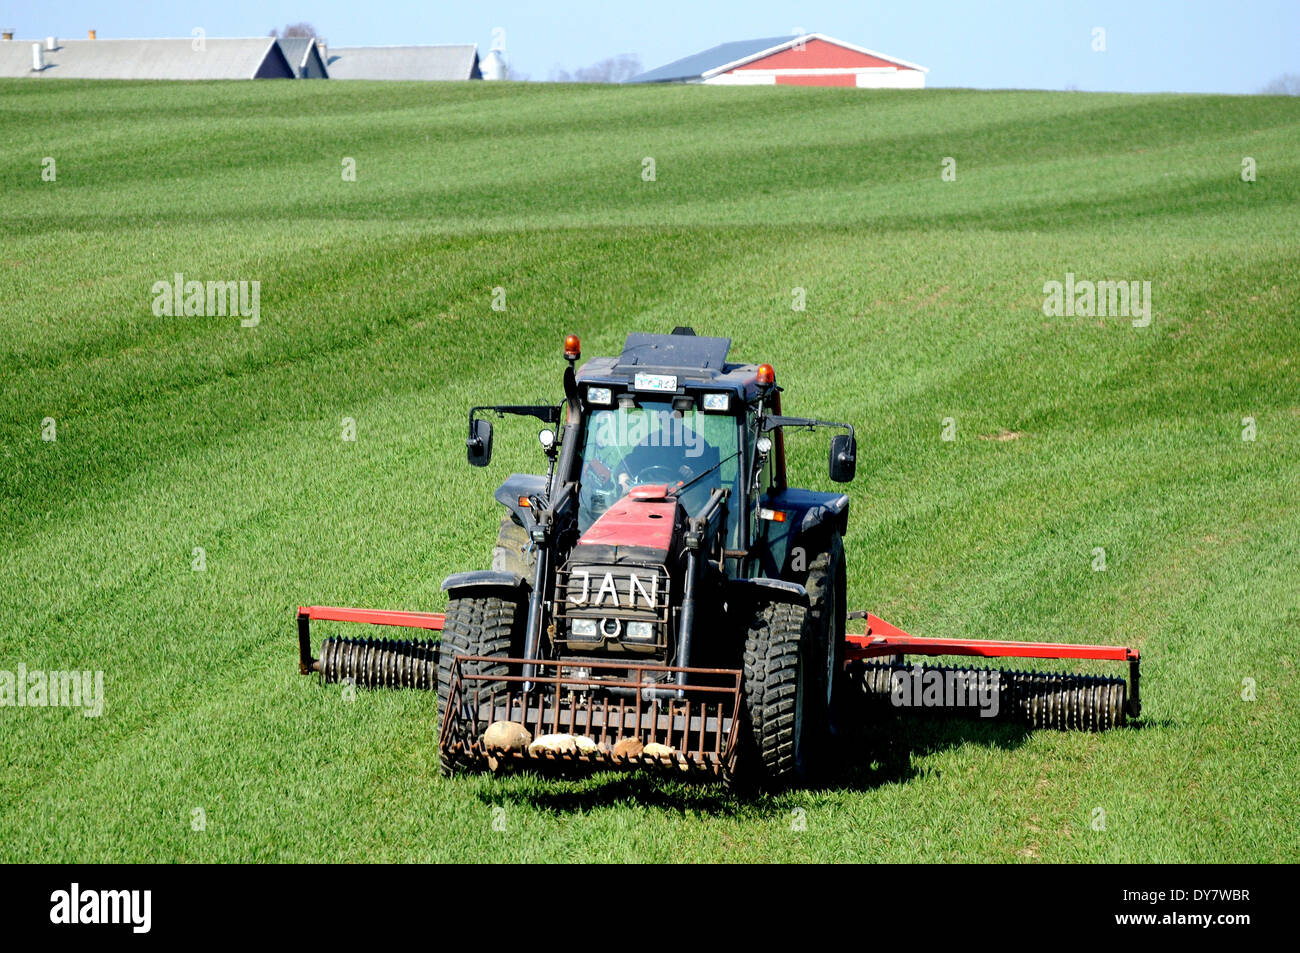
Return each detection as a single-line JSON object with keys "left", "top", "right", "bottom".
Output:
{"left": 1258, "top": 73, "right": 1300, "bottom": 95}
{"left": 269, "top": 22, "right": 324, "bottom": 42}
{"left": 549, "top": 54, "right": 641, "bottom": 83}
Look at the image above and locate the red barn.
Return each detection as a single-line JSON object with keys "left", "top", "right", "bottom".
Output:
{"left": 628, "top": 33, "right": 927, "bottom": 88}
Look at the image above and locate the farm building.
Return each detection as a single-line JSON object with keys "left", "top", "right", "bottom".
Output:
{"left": 324, "top": 45, "right": 481, "bottom": 81}
{"left": 0, "top": 36, "right": 297, "bottom": 80}
{"left": 628, "top": 33, "right": 927, "bottom": 88}
{"left": 277, "top": 37, "right": 329, "bottom": 79}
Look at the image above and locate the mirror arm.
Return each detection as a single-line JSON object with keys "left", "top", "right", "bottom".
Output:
{"left": 761, "top": 415, "right": 854, "bottom": 438}
{"left": 466, "top": 404, "right": 561, "bottom": 467}
{"left": 470, "top": 404, "right": 561, "bottom": 427}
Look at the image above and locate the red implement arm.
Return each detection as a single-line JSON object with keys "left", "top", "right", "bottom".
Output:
{"left": 847, "top": 613, "right": 1138, "bottom": 662}
{"left": 296, "top": 605, "right": 445, "bottom": 674}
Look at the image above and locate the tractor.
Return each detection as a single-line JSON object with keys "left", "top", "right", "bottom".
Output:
{"left": 297, "top": 329, "right": 1141, "bottom": 789}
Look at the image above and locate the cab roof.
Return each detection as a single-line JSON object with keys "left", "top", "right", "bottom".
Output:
{"left": 576, "top": 329, "right": 761, "bottom": 400}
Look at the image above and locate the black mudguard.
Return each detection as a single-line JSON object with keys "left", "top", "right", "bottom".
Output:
{"left": 441, "top": 570, "right": 530, "bottom": 598}
{"left": 756, "top": 488, "right": 850, "bottom": 578}
{"left": 728, "top": 576, "right": 809, "bottom": 607}
{"left": 494, "top": 473, "right": 547, "bottom": 530}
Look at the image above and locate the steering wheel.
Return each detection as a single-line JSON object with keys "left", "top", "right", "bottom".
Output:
{"left": 624, "top": 464, "right": 684, "bottom": 489}
{"left": 627, "top": 465, "right": 680, "bottom": 487}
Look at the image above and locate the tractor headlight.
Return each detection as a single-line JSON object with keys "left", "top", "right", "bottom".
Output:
{"left": 702, "top": 393, "right": 730, "bottom": 412}
{"left": 625, "top": 621, "right": 656, "bottom": 641}
{"left": 586, "top": 387, "right": 612, "bottom": 406}
{"left": 569, "top": 618, "right": 599, "bottom": 640}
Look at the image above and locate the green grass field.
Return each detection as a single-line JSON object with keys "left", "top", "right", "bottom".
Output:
{"left": 1, "top": 78, "right": 1297, "bottom": 863}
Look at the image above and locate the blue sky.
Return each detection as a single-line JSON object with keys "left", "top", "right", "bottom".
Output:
{"left": 4, "top": 0, "right": 1296, "bottom": 92}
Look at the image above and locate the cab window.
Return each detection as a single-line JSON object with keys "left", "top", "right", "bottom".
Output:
{"left": 577, "top": 400, "right": 742, "bottom": 546}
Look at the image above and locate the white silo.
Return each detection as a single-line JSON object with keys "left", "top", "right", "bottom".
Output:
{"left": 482, "top": 36, "right": 507, "bottom": 80}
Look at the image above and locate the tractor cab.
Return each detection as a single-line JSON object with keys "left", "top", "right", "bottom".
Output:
{"left": 570, "top": 330, "right": 856, "bottom": 581}
{"left": 573, "top": 331, "right": 758, "bottom": 556}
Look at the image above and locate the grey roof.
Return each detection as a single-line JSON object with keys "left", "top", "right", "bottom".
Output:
{"left": 578, "top": 331, "right": 761, "bottom": 397}
{"left": 626, "top": 36, "right": 793, "bottom": 84}
{"left": 616, "top": 332, "right": 732, "bottom": 375}
{"left": 325, "top": 45, "right": 480, "bottom": 80}
{"left": 0, "top": 37, "right": 292, "bottom": 80}
{"left": 277, "top": 37, "right": 328, "bottom": 78}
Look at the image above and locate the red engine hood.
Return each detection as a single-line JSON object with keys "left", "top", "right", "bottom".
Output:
{"left": 576, "top": 485, "right": 681, "bottom": 559}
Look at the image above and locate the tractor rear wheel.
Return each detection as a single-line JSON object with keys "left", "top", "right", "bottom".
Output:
{"left": 437, "top": 593, "right": 526, "bottom": 776}
{"left": 737, "top": 600, "right": 824, "bottom": 790}
{"left": 491, "top": 516, "right": 535, "bottom": 579}
{"left": 803, "top": 533, "right": 847, "bottom": 743}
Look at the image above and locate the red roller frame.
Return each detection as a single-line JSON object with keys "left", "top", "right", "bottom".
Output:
{"left": 295, "top": 605, "right": 1140, "bottom": 716}
{"left": 845, "top": 613, "right": 1140, "bottom": 717}
{"left": 847, "top": 613, "right": 1138, "bottom": 663}
{"left": 298, "top": 606, "right": 446, "bottom": 630}
{"left": 296, "top": 605, "right": 445, "bottom": 675}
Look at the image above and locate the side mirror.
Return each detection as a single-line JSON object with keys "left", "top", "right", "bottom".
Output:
{"left": 467, "top": 418, "right": 493, "bottom": 467}
{"left": 829, "top": 433, "right": 856, "bottom": 483}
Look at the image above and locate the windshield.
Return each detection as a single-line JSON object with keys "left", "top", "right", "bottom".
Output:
{"left": 577, "top": 400, "right": 742, "bottom": 545}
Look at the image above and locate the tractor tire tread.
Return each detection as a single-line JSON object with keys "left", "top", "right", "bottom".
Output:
{"left": 741, "top": 601, "right": 809, "bottom": 787}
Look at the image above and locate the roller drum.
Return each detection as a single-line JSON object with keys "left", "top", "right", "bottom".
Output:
{"left": 318, "top": 637, "right": 438, "bottom": 691}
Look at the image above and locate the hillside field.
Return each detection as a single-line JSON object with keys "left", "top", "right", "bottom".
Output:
{"left": 1, "top": 78, "right": 1297, "bottom": 862}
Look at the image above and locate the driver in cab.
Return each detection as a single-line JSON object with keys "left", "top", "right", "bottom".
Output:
{"left": 580, "top": 406, "right": 722, "bottom": 521}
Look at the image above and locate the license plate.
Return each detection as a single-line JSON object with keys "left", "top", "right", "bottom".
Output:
{"left": 633, "top": 373, "right": 677, "bottom": 392}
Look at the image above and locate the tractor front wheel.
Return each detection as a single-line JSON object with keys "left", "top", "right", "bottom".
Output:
{"left": 437, "top": 593, "right": 526, "bottom": 776}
